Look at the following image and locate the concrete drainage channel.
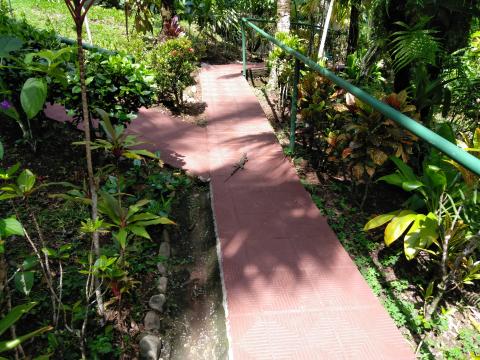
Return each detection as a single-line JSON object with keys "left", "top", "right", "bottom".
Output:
{"left": 137, "top": 182, "right": 229, "bottom": 360}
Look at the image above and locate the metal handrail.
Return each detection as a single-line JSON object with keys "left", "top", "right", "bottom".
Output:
{"left": 57, "top": 36, "right": 117, "bottom": 56}
{"left": 241, "top": 17, "right": 480, "bottom": 177}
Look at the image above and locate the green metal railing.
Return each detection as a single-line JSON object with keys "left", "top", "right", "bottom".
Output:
{"left": 57, "top": 36, "right": 117, "bottom": 56}
{"left": 240, "top": 18, "right": 480, "bottom": 177}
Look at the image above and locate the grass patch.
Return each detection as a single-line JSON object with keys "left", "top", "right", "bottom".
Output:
{"left": 9, "top": 0, "right": 149, "bottom": 51}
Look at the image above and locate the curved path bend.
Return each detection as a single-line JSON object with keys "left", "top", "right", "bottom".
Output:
{"left": 48, "top": 63, "right": 415, "bottom": 359}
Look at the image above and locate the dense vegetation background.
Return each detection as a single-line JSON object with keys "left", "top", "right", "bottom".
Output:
{"left": 0, "top": 0, "right": 479, "bottom": 359}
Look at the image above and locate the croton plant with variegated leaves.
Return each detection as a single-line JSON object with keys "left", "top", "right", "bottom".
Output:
{"left": 326, "top": 90, "right": 420, "bottom": 182}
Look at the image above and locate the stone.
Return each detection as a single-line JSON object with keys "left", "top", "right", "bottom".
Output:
{"left": 159, "top": 339, "right": 171, "bottom": 360}
{"left": 162, "top": 229, "right": 170, "bottom": 243}
{"left": 144, "top": 310, "right": 161, "bottom": 332}
{"left": 157, "top": 276, "right": 168, "bottom": 294}
{"left": 149, "top": 294, "right": 166, "bottom": 312}
{"left": 158, "top": 242, "right": 171, "bottom": 259}
{"left": 157, "top": 262, "right": 167, "bottom": 275}
{"left": 139, "top": 334, "right": 161, "bottom": 360}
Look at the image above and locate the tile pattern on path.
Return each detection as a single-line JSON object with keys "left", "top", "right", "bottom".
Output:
{"left": 199, "top": 64, "right": 414, "bottom": 359}
{"left": 45, "top": 63, "right": 415, "bottom": 359}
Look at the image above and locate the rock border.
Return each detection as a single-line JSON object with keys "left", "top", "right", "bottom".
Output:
{"left": 139, "top": 229, "right": 170, "bottom": 360}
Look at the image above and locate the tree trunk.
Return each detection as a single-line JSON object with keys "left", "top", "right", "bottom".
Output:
{"left": 76, "top": 24, "right": 105, "bottom": 318}
{"left": 318, "top": 0, "right": 334, "bottom": 60}
{"left": 277, "top": 0, "right": 291, "bottom": 32}
{"left": 346, "top": 0, "right": 360, "bottom": 56}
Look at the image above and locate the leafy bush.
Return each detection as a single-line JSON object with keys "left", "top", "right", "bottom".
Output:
{"left": 149, "top": 37, "right": 197, "bottom": 106}
{"left": 327, "top": 90, "right": 420, "bottom": 183}
{"left": 364, "top": 130, "right": 480, "bottom": 317}
{"left": 268, "top": 32, "right": 306, "bottom": 84}
{"left": 62, "top": 51, "right": 156, "bottom": 125}
{"left": 446, "top": 31, "right": 480, "bottom": 131}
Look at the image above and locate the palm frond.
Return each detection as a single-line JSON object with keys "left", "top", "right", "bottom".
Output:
{"left": 391, "top": 20, "right": 441, "bottom": 72}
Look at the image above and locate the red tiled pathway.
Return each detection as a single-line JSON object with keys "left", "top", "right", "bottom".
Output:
{"left": 198, "top": 64, "right": 414, "bottom": 359}
{"left": 47, "top": 64, "right": 415, "bottom": 359}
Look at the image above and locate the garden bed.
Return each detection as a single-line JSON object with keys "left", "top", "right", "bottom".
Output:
{"left": 0, "top": 116, "right": 227, "bottom": 359}
{"left": 250, "top": 76, "right": 480, "bottom": 360}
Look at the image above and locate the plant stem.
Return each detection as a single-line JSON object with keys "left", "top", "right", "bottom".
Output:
{"left": 76, "top": 21, "right": 105, "bottom": 318}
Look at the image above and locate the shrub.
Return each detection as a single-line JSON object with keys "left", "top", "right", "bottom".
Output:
{"left": 149, "top": 37, "right": 197, "bottom": 107}
{"left": 62, "top": 51, "right": 156, "bottom": 125}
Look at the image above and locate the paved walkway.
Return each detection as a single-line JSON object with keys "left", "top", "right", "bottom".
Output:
{"left": 47, "top": 64, "right": 415, "bottom": 359}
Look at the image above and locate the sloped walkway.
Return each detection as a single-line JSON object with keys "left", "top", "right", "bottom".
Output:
{"left": 197, "top": 64, "right": 414, "bottom": 359}
{"left": 47, "top": 64, "right": 415, "bottom": 359}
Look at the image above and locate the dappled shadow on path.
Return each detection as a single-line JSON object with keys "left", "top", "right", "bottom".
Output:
{"left": 199, "top": 63, "right": 415, "bottom": 359}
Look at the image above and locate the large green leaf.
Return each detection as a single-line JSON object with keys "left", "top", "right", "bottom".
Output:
{"left": 390, "top": 156, "right": 417, "bottom": 181}
{"left": 0, "top": 326, "right": 52, "bottom": 353}
{"left": 425, "top": 165, "right": 446, "bottom": 191}
{"left": 378, "top": 173, "right": 404, "bottom": 188}
{"left": 113, "top": 228, "right": 128, "bottom": 249}
{"left": 135, "top": 217, "right": 175, "bottom": 226}
{"left": 0, "top": 302, "right": 37, "bottom": 336}
{"left": 0, "top": 141, "right": 4, "bottom": 160}
{"left": 127, "top": 225, "right": 150, "bottom": 239}
{"left": 17, "top": 169, "right": 36, "bottom": 194}
{"left": 384, "top": 210, "right": 416, "bottom": 246}
{"left": 0, "top": 36, "right": 23, "bottom": 58}
{"left": 0, "top": 217, "right": 24, "bottom": 237}
{"left": 401, "top": 180, "right": 424, "bottom": 192}
{"left": 14, "top": 271, "right": 35, "bottom": 296}
{"left": 364, "top": 211, "right": 400, "bottom": 231}
{"left": 20, "top": 78, "right": 47, "bottom": 120}
{"left": 404, "top": 213, "right": 438, "bottom": 260}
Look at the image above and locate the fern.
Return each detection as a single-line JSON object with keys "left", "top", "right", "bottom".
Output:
{"left": 391, "top": 19, "right": 441, "bottom": 72}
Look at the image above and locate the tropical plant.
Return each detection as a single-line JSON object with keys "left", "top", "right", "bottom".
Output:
{"left": 97, "top": 191, "right": 174, "bottom": 252}
{"left": 0, "top": 35, "right": 73, "bottom": 149}
{"left": 390, "top": 17, "right": 441, "bottom": 73}
{"left": 62, "top": 51, "right": 155, "bottom": 126}
{"left": 74, "top": 109, "right": 158, "bottom": 161}
{"left": 0, "top": 303, "right": 52, "bottom": 354}
{"left": 326, "top": 91, "right": 420, "bottom": 187}
{"left": 149, "top": 36, "right": 197, "bottom": 107}
{"left": 364, "top": 154, "right": 480, "bottom": 317}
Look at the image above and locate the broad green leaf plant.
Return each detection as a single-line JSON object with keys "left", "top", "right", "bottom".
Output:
{"left": 365, "top": 150, "right": 480, "bottom": 317}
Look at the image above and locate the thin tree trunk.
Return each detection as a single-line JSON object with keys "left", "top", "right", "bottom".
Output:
{"left": 268, "top": 0, "right": 291, "bottom": 91}
{"left": 347, "top": 1, "right": 360, "bottom": 56}
{"left": 125, "top": 1, "right": 129, "bottom": 39}
{"left": 276, "top": 0, "right": 291, "bottom": 32}
{"left": 76, "top": 26, "right": 105, "bottom": 317}
{"left": 318, "top": 0, "right": 334, "bottom": 60}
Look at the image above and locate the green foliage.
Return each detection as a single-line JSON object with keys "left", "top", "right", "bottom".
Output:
{"left": 63, "top": 52, "right": 155, "bottom": 125}
{"left": 391, "top": 18, "right": 441, "bottom": 72}
{"left": 87, "top": 325, "right": 119, "bottom": 359}
{"left": 74, "top": 109, "right": 158, "bottom": 160}
{"left": 20, "top": 78, "right": 47, "bottom": 120}
{"left": 343, "top": 49, "right": 385, "bottom": 90}
{"left": 268, "top": 32, "right": 306, "bottom": 83}
{"left": 325, "top": 90, "right": 420, "bottom": 182}
{"left": 149, "top": 37, "right": 197, "bottom": 106}
{"left": 97, "top": 191, "right": 174, "bottom": 250}
{"left": 446, "top": 31, "right": 480, "bottom": 131}
{"left": 0, "top": 302, "right": 52, "bottom": 353}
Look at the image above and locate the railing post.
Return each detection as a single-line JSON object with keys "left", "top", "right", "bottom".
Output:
{"left": 241, "top": 20, "right": 247, "bottom": 78}
{"left": 289, "top": 59, "right": 301, "bottom": 152}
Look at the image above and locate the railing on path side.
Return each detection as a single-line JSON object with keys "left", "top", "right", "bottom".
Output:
{"left": 240, "top": 17, "right": 480, "bottom": 177}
